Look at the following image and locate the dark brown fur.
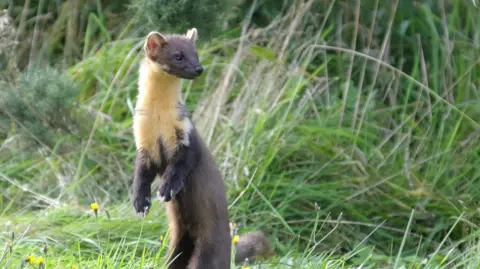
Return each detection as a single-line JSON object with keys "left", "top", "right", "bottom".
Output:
{"left": 165, "top": 127, "right": 231, "bottom": 269}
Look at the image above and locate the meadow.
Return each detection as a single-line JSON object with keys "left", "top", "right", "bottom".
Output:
{"left": 1, "top": 0, "right": 479, "bottom": 268}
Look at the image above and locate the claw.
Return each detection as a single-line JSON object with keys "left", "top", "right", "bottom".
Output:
{"left": 133, "top": 194, "right": 151, "bottom": 217}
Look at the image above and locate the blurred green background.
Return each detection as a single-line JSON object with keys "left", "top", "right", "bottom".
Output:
{"left": 1, "top": 0, "right": 479, "bottom": 268}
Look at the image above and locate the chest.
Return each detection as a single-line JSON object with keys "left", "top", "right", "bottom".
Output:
{"left": 133, "top": 72, "right": 186, "bottom": 162}
{"left": 133, "top": 102, "right": 179, "bottom": 161}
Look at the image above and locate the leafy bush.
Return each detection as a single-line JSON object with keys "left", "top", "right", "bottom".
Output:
{"left": 0, "top": 67, "right": 80, "bottom": 150}
{"left": 129, "top": 0, "right": 236, "bottom": 38}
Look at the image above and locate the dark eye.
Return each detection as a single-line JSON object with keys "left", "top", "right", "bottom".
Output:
{"left": 173, "top": 53, "right": 183, "bottom": 61}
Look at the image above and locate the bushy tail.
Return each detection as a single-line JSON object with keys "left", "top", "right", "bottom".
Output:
{"left": 234, "top": 231, "right": 275, "bottom": 264}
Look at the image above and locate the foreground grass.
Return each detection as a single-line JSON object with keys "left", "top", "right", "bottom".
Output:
{"left": 1, "top": 0, "right": 480, "bottom": 268}
{"left": 1, "top": 204, "right": 479, "bottom": 269}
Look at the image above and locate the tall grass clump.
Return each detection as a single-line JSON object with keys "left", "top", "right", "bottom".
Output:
{"left": 192, "top": 0, "right": 480, "bottom": 259}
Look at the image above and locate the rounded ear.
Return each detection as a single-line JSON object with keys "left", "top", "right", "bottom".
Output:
{"left": 144, "top": 31, "right": 166, "bottom": 52}
{"left": 186, "top": 28, "right": 198, "bottom": 42}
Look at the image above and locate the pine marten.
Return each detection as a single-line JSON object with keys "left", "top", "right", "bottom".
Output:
{"left": 131, "top": 28, "right": 274, "bottom": 268}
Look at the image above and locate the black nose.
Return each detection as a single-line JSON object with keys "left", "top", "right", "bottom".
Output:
{"left": 195, "top": 66, "right": 204, "bottom": 74}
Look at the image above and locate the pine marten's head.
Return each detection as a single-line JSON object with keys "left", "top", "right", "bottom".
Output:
{"left": 144, "top": 28, "right": 203, "bottom": 80}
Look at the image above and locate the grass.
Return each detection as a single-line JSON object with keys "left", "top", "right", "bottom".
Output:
{"left": 1, "top": 0, "right": 480, "bottom": 268}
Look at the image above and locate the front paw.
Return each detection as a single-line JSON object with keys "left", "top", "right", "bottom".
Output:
{"left": 132, "top": 194, "right": 151, "bottom": 216}
{"left": 157, "top": 178, "right": 184, "bottom": 202}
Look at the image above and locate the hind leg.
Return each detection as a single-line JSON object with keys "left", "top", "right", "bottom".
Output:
{"left": 187, "top": 239, "right": 230, "bottom": 269}
{"left": 186, "top": 243, "right": 214, "bottom": 269}
{"left": 165, "top": 200, "right": 194, "bottom": 269}
{"left": 166, "top": 234, "right": 194, "bottom": 269}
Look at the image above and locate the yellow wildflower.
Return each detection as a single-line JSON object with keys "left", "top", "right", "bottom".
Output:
{"left": 90, "top": 202, "right": 99, "bottom": 211}
{"left": 159, "top": 235, "right": 164, "bottom": 241}
{"left": 71, "top": 264, "right": 78, "bottom": 269}
{"left": 91, "top": 202, "right": 99, "bottom": 217}
{"left": 36, "top": 256, "right": 44, "bottom": 264}
{"left": 241, "top": 266, "right": 251, "bottom": 269}
{"left": 26, "top": 254, "right": 35, "bottom": 264}
{"left": 232, "top": 235, "right": 240, "bottom": 244}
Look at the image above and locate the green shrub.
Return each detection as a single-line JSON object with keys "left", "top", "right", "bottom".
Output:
{"left": 0, "top": 67, "right": 80, "bottom": 150}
